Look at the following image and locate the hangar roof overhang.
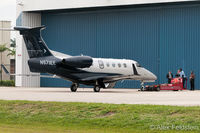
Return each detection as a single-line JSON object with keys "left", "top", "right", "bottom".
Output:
{"left": 18, "top": 0, "right": 197, "bottom": 12}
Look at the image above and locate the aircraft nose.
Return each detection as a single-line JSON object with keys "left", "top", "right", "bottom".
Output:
{"left": 150, "top": 72, "right": 157, "bottom": 80}
{"left": 143, "top": 68, "right": 157, "bottom": 80}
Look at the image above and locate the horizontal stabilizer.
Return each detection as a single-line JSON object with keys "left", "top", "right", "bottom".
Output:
{"left": 0, "top": 28, "right": 15, "bottom": 31}
{"left": 1, "top": 64, "right": 59, "bottom": 78}
{"left": 14, "top": 26, "right": 45, "bottom": 35}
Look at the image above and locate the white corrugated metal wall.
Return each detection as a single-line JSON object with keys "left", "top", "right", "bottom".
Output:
{"left": 16, "top": 13, "right": 41, "bottom": 87}
{"left": 0, "top": 21, "right": 11, "bottom": 80}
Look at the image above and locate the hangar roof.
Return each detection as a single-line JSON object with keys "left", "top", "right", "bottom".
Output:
{"left": 18, "top": 0, "right": 196, "bottom": 12}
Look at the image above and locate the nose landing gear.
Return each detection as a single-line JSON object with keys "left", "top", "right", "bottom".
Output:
{"left": 140, "top": 81, "right": 145, "bottom": 91}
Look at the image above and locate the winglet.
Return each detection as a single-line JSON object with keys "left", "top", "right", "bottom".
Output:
{"left": 1, "top": 64, "right": 9, "bottom": 74}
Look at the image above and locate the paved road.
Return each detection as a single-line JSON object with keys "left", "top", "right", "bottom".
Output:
{"left": 0, "top": 87, "right": 199, "bottom": 106}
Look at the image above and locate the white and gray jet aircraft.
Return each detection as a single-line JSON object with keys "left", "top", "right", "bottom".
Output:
{"left": 2, "top": 26, "right": 157, "bottom": 92}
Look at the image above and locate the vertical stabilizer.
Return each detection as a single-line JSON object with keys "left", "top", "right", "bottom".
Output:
{"left": 14, "top": 26, "right": 52, "bottom": 58}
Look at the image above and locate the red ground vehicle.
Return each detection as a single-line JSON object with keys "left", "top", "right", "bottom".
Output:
{"left": 144, "top": 78, "right": 187, "bottom": 91}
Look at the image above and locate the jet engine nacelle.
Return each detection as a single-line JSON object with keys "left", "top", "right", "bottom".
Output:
{"left": 62, "top": 56, "right": 93, "bottom": 68}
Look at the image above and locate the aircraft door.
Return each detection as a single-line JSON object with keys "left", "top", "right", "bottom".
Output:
{"left": 132, "top": 64, "right": 139, "bottom": 75}
{"left": 98, "top": 60, "right": 104, "bottom": 69}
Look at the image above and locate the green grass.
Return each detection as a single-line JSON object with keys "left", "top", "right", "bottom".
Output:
{"left": 0, "top": 80, "right": 15, "bottom": 86}
{"left": 0, "top": 100, "right": 199, "bottom": 133}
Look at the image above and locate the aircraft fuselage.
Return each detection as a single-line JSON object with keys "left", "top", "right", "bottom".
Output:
{"left": 28, "top": 55, "right": 157, "bottom": 86}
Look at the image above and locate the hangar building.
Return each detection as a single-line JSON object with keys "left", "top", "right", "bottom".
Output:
{"left": 16, "top": 0, "right": 200, "bottom": 89}
{"left": 0, "top": 21, "right": 11, "bottom": 81}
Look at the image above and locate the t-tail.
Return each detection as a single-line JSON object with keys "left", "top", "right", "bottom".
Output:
{"left": 14, "top": 26, "right": 53, "bottom": 58}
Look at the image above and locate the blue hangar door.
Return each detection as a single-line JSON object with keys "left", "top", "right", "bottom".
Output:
{"left": 41, "top": 3, "right": 200, "bottom": 89}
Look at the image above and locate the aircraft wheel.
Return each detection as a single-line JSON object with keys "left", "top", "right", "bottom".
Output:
{"left": 94, "top": 86, "right": 101, "bottom": 92}
{"left": 140, "top": 81, "right": 145, "bottom": 91}
{"left": 141, "top": 86, "right": 145, "bottom": 91}
{"left": 156, "top": 87, "right": 160, "bottom": 91}
{"left": 70, "top": 84, "right": 78, "bottom": 92}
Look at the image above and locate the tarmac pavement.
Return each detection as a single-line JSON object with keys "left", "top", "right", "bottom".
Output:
{"left": 0, "top": 87, "right": 199, "bottom": 106}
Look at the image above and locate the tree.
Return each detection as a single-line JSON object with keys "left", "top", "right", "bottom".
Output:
{"left": 8, "top": 39, "right": 16, "bottom": 81}
{"left": 0, "top": 44, "right": 8, "bottom": 81}
{"left": 7, "top": 48, "right": 16, "bottom": 58}
{"left": 8, "top": 38, "right": 16, "bottom": 58}
{"left": 10, "top": 38, "right": 16, "bottom": 47}
{"left": 9, "top": 39, "right": 16, "bottom": 81}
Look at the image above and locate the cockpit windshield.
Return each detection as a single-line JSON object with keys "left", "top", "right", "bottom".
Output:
{"left": 136, "top": 63, "right": 142, "bottom": 67}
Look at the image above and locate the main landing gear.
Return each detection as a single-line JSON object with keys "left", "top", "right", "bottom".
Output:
{"left": 93, "top": 86, "right": 101, "bottom": 92}
{"left": 93, "top": 80, "right": 103, "bottom": 92}
{"left": 70, "top": 83, "right": 101, "bottom": 92}
{"left": 70, "top": 83, "right": 79, "bottom": 92}
{"left": 70, "top": 81, "right": 102, "bottom": 92}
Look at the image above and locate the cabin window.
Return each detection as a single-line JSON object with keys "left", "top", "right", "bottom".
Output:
{"left": 98, "top": 60, "right": 104, "bottom": 69}
{"left": 136, "top": 63, "right": 142, "bottom": 67}
{"left": 106, "top": 62, "right": 110, "bottom": 67}
{"left": 123, "top": 63, "right": 127, "bottom": 68}
{"left": 112, "top": 63, "right": 116, "bottom": 67}
{"left": 118, "top": 63, "right": 121, "bottom": 68}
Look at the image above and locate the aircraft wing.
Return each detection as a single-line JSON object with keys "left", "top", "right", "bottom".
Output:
{"left": 80, "top": 75, "right": 110, "bottom": 81}
{"left": 80, "top": 73, "right": 125, "bottom": 82}
{"left": 12, "top": 74, "right": 59, "bottom": 78}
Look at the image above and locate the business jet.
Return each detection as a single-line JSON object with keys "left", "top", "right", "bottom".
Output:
{"left": 2, "top": 26, "right": 157, "bottom": 92}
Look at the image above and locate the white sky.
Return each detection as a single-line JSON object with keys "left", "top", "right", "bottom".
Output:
{"left": 0, "top": 0, "right": 16, "bottom": 38}
{"left": 0, "top": 0, "right": 16, "bottom": 25}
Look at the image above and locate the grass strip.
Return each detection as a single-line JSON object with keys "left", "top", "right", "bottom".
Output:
{"left": 0, "top": 100, "right": 199, "bottom": 133}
